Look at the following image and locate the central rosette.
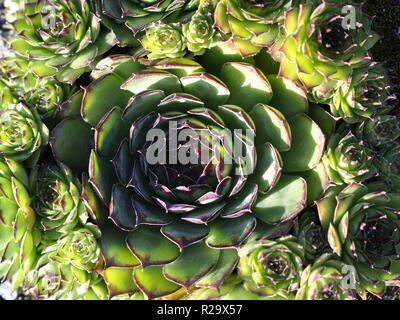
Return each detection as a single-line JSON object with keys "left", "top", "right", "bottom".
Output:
{"left": 51, "top": 57, "right": 326, "bottom": 299}
{"left": 128, "top": 110, "right": 255, "bottom": 210}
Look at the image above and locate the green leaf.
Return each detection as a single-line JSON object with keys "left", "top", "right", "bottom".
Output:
{"left": 198, "top": 41, "right": 255, "bottom": 76}
{"left": 89, "top": 150, "right": 117, "bottom": 204}
{"left": 281, "top": 114, "right": 325, "bottom": 172}
{"left": 99, "top": 222, "right": 140, "bottom": 268}
{"left": 181, "top": 73, "right": 230, "bottom": 107}
{"left": 195, "top": 249, "right": 239, "bottom": 289}
{"left": 70, "top": 45, "right": 98, "bottom": 69}
{"left": 82, "top": 73, "right": 133, "bottom": 127}
{"left": 133, "top": 266, "right": 180, "bottom": 300}
{"left": 104, "top": 267, "right": 137, "bottom": 298}
{"left": 122, "top": 90, "right": 165, "bottom": 123}
{"left": 109, "top": 184, "right": 136, "bottom": 231}
{"left": 95, "top": 107, "right": 129, "bottom": 158}
{"left": 126, "top": 225, "right": 180, "bottom": 267}
{"left": 266, "top": 75, "right": 308, "bottom": 118}
{"left": 50, "top": 117, "right": 93, "bottom": 173}
{"left": 220, "top": 62, "right": 272, "bottom": 111}
{"left": 161, "top": 220, "right": 209, "bottom": 249}
{"left": 121, "top": 70, "right": 182, "bottom": 96}
{"left": 253, "top": 175, "right": 307, "bottom": 224}
{"left": 206, "top": 215, "right": 256, "bottom": 248}
{"left": 163, "top": 242, "right": 219, "bottom": 289}
{"left": 298, "top": 161, "right": 330, "bottom": 206}
{"left": 308, "top": 104, "right": 336, "bottom": 138}
{"left": 153, "top": 58, "right": 205, "bottom": 77}
{"left": 249, "top": 104, "right": 291, "bottom": 151}
{"left": 251, "top": 143, "right": 282, "bottom": 193}
{"left": 327, "top": 223, "right": 342, "bottom": 256}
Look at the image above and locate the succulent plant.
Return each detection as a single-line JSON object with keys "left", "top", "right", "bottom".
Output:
{"left": 22, "top": 221, "right": 105, "bottom": 300}
{"left": 0, "top": 78, "right": 17, "bottom": 107}
{"left": 0, "top": 103, "right": 49, "bottom": 164}
{"left": 48, "top": 55, "right": 327, "bottom": 299}
{"left": 10, "top": 0, "right": 116, "bottom": 84}
{"left": 182, "top": 10, "right": 221, "bottom": 55}
{"left": 140, "top": 22, "right": 187, "bottom": 59}
{"left": 43, "top": 227, "right": 102, "bottom": 272}
{"left": 0, "top": 55, "right": 73, "bottom": 121}
{"left": 93, "top": 0, "right": 200, "bottom": 46}
{"left": 356, "top": 115, "right": 400, "bottom": 148}
{"left": 270, "top": 0, "right": 379, "bottom": 102}
{"left": 330, "top": 65, "right": 392, "bottom": 123}
{"left": 293, "top": 211, "right": 327, "bottom": 263}
{"left": 183, "top": 274, "right": 278, "bottom": 300}
{"left": 316, "top": 182, "right": 400, "bottom": 297}
{"left": 323, "top": 126, "right": 376, "bottom": 184}
{"left": 23, "top": 252, "right": 107, "bottom": 300}
{"left": 0, "top": 0, "right": 396, "bottom": 301}
{"left": 238, "top": 236, "right": 304, "bottom": 299}
{"left": 213, "top": 0, "right": 284, "bottom": 57}
{"left": 0, "top": 158, "right": 38, "bottom": 291}
{"left": 296, "top": 253, "right": 357, "bottom": 300}
{"left": 377, "top": 144, "right": 400, "bottom": 193}
{"left": 32, "top": 163, "right": 90, "bottom": 239}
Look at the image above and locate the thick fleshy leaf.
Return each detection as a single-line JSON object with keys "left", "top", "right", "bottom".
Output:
{"left": 281, "top": 114, "right": 325, "bottom": 172}
{"left": 104, "top": 267, "right": 137, "bottom": 298}
{"left": 153, "top": 58, "right": 205, "bottom": 77}
{"left": 50, "top": 117, "right": 93, "bottom": 173}
{"left": 253, "top": 175, "right": 307, "bottom": 224}
{"left": 126, "top": 225, "right": 180, "bottom": 267}
{"left": 95, "top": 107, "right": 129, "bottom": 158}
{"left": 89, "top": 150, "right": 117, "bottom": 204}
{"left": 220, "top": 62, "right": 272, "bottom": 111}
{"left": 220, "top": 183, "right": 258, "bottom": 218}
{"left": 134, "top": 266, "right": 180, "bottom": 300}
{"left": 163, "top": 242, "right": 219, "bottom": 289}
{"left": 217, "top": 105, "right": 255, "bottom": 132}
{"left": 181, "top": 73, "right": 230, "bottom": 107}
{"left": 158, "top": 94, "right": 205, "bottom": 113}
{"left": 316, "top": 193, "right": 339, "bottom": 231}
{"left": 131, "top": 196, "right": 173, "bottom": 226}
{"left": 91, "top": 55, "right": 144, "bottom": 80}
{"left": 112, "top": 139, "right": 133, "bottom": 186}
{"left": 129, "top": 113, "right": 157, "bottom": 156}
{"left": 81, "top": 173, "right": 108, "bottom": 225}
{"left": 121, "top": 70, "right": 182, "bottom": 96}
{"left": 251, "top": 142, "right": 282, "bottom": 193}
{"left": 122, "top": 90, "right": 165, "bottom": 123}
{"left": 327, "top": 223, "right": 342, "bottom": 256}
{"left": 99, "top": 223, "right": 140, "bottom": 268}
{"left": 198, "top": 41, "right": 255, "bottom": 76}
{"left": 308, "top": 104, "right": 336, "bottom": 138}
{"left": 249, "top": 220, "right": 294, "bottom": 242}
{"left": 127, "top": 163, "right": 154, "bottom": 205}
{"left": 109, "top": 184, "right": 136, "bottom": 231}
{"left": 299, "top": 161, "right": 331, "bottom": 206}
{"left": 249, "top": 104, "right": 291, "bottom": 151}
{"left": 59, "top": 90, "right": 84, "bottom": 120}
{"left": 181, "top": 202, "right": 225, "bottom": 224}
{"left": 195, "top": 249, "right": 239, "bottom": 289}
{"left": 161, "top": 221, "right": 209, "bottom": 249}
{"left": 82, "top": 74, "right": 133, "bottom": 127}
{"left": 266, "top": 75, "right": 308, "bottom": 118}
{"left": 206, "top": 215, "right": 257, "bottom": 248}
